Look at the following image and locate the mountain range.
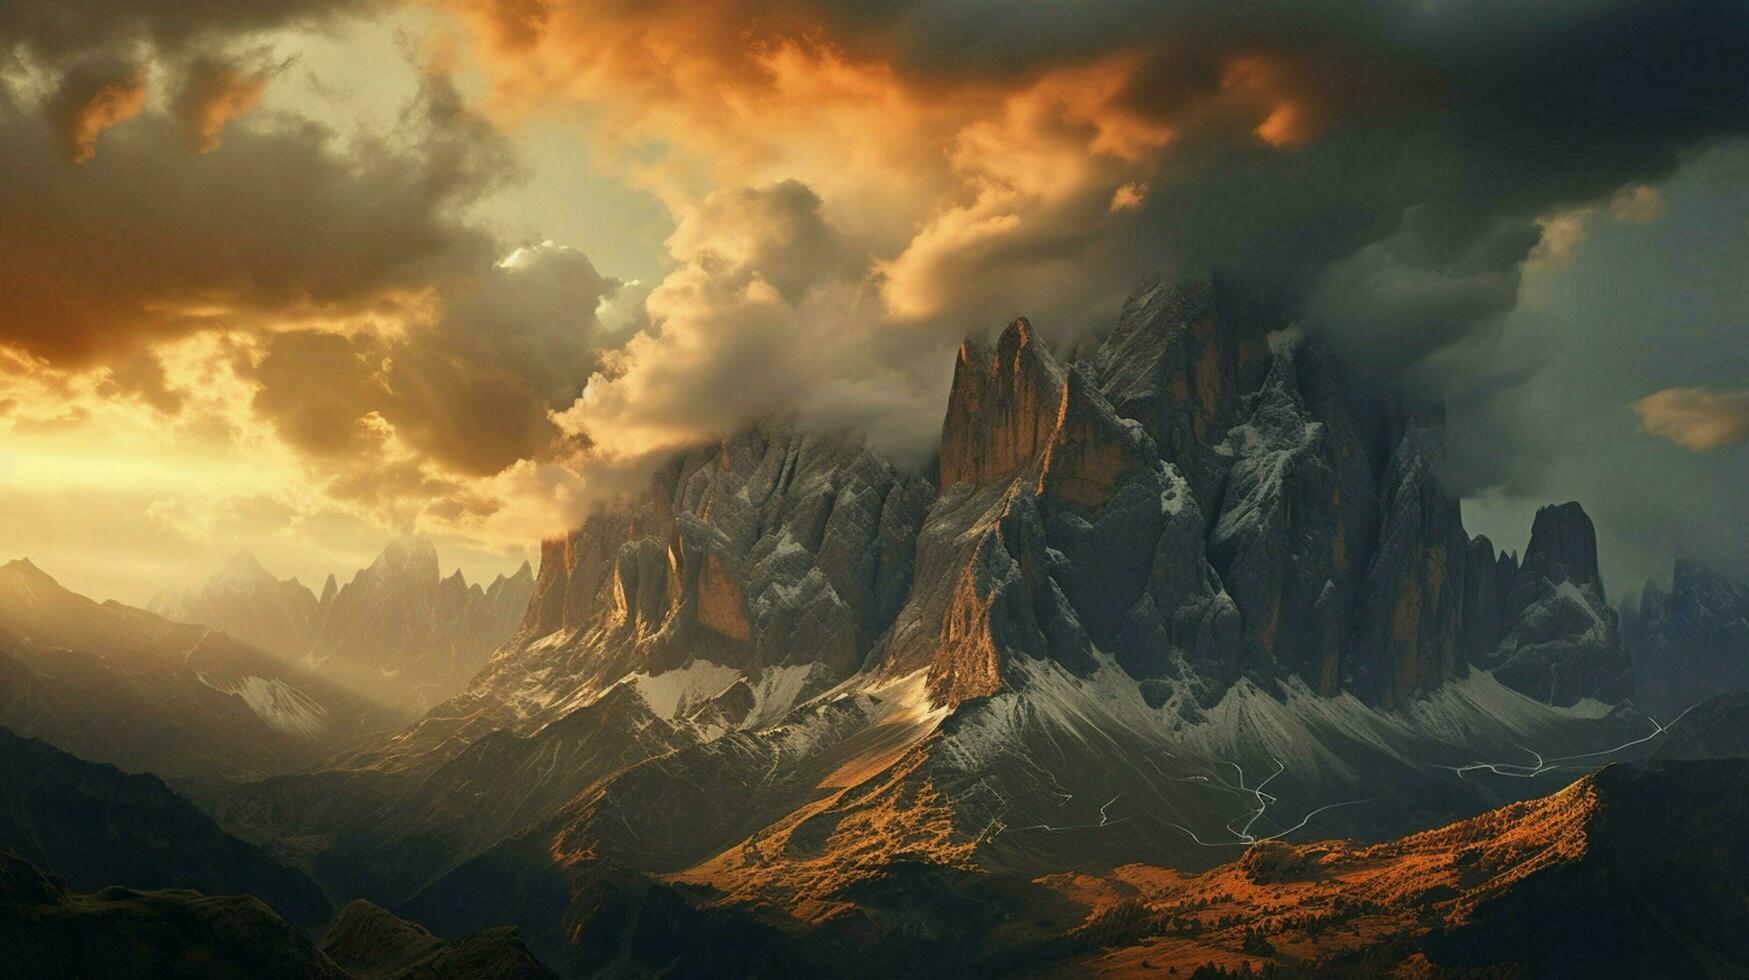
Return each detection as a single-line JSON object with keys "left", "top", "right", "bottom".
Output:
{"left": 152, "top": 540, "right": 535, "bottom": 716}
{"left": 1625, "top": 557, "right": 1749, "bottom": 715}
{"left": 4, "top": 275, "right": 1746, "bottom": 976}
{"left": 0, "top": 557, "right": 392, "bottom": 797}
{"left": 206, "top": 278, "right": 1697, "bottom": 972}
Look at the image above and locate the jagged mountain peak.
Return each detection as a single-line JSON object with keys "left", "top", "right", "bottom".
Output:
{"left": 1627, "top": 556, "right": 1749, "bottom": 713}
{"left": 471, "top": 275, "right": 1635, "bottom": 726}
{"left": 0, "top": 556, "right": 51, "bottom": 581}
{"left": 218, "top": 549, "right": 269, "bottom": 577}
{"left": 1524, "top": 500, "right": 1604, "bottom": 594}
{"left": 134, "top": 539, "right": 532, "bottom": 717}
{"left": 1669, "top": 553, "right": 1745, "bottom": 598}
{"left": 940, "top": 316, "right": 1069, "bottom": 488}
{"left": 363, "top": 535, "right": 442, "bottom": 582}
{"left": 311, "top": 539, "right": 534, "bottom": 714}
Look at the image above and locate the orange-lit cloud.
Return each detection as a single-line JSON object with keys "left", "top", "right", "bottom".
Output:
{"left": 1110, "top": 182, "right": 1147, "bottom": 211}
{"left": 174, "top": 55, "right": 277, "bottom": 152}
{"left": 1222, "top": 56, "right": 1324, "bottom": 148}
{"left": 1634, "top": 387, "right": 1749, "bottom": 451}
{"left": 48, "top": 60, "right": 150, "bottom": 162}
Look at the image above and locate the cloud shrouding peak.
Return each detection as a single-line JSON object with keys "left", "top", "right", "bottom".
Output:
{"left": 444, "top": 0, "right": 1749, "bottom": 367}
{"left": 1634, "top": 387, "right": 1749, "bottom": 452}
{"left": 554, "top": 179, "right": 950, "bottom": 483}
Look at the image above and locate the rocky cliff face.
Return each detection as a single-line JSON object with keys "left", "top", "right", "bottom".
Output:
{"left": 879, "top": 316, "right": 1233, "bottom": 706}
{"left": 1626, "top": 558, "right": 1749, "bottom": 712}
{"left": 469, "top": 278, "right": 1631, "bottom": 726}
{"left": 495, "top": 424, "right": 933, "bottom": 724}
{"left": 876, "top": 297, "right": 1627, "bottom": 713}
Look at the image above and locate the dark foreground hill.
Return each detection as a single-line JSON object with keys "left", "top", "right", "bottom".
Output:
{"left": 0, "top": 724, "right": 330, "bottom": 926}
{"left": 0, "top": 850, "right": 554, "bottom": 980}
{"left": 1017, "top": 759, "right": 1749, "bottom": 978}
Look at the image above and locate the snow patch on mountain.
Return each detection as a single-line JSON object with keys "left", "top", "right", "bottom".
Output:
{"left": 932, "top": 652, "right": 1631, "bottom": 797}
{"left": 629, "top": 661, "right": 746, "bottom": 717}
{"left": 198, "top": 673, "right": 328, "bottom": 738}
{"left": 1398, "top": 670, "right": 1610, "bottom": 747}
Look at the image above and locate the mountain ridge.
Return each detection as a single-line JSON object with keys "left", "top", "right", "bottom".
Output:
{"left": 151, "top": 540, "right": 535, "bottom": 716}
{"left": 0, "top": 559, "right": 394, "bottom": 794}
{"left": 209, "top": 277, "right": 1669, "bottom": 976}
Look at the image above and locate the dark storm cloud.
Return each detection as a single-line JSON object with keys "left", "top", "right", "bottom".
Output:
{"left": 767, "top": 0, "right": 1749, "bottom": 354}
{"left": 505, "top": 0, "right": 1749, "bottom": 374}
{"left": 1068, "top": 0, "right": 1749, "bottom": 369}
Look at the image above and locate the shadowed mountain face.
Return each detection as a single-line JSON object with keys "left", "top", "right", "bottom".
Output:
{"left": 153, "top": 541, "right": 535, "bottom": 717}
{"left": 1654, "top": 690, "right": 1749, "bottom": 760}
{"left": 0, "top": 726, "right": 330, "bottom": 927}
{"left": 203, "top": 279, "right": 1675, "bottom": 977}
{"left": 0, "top": 558, "right": 393, "bottom": 795}
{"left": 1626, "top": 558, "right": 1749, "bottom": 714}
{"left": 1477, "top": 503, "right": 1634, "bottom": 707}
{"left": 0, "top": 850, "right": 345, "bottom": 980}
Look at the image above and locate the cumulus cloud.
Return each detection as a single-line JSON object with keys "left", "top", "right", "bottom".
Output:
{"left": 247, "top": 240, "right": 619, "bottom": 481}
{"left": 1634, "top": 387, "right": 1749, "bottom": 451}
{"left": 555, "top": 181, "right": 896, "bottom": 471}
